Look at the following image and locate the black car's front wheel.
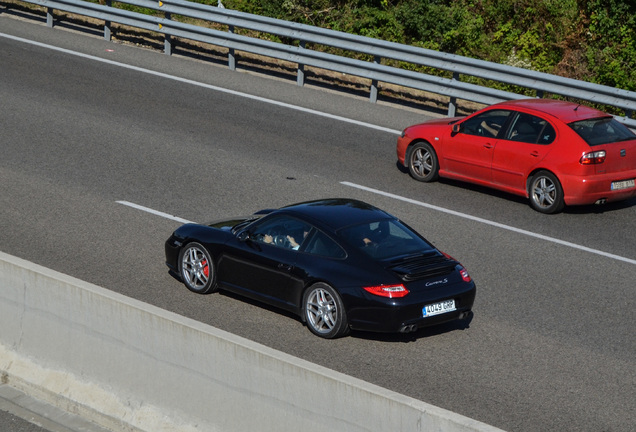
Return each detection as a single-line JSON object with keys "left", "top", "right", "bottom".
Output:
{"left": 408, "top": 142, "right": 439, "bottom": 182}
{"left": 303, "top": 283, "right": 349, "bottom": 339}
{"left": 179, "top": 242, "right": 218, "bottom": 294}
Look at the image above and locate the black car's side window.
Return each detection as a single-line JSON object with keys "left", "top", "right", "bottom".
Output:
{"left": 250, "top": 216, "right": 310, "bottom": 250}
{"left": 303, "top": 230, "right": 346, "bottom": 259}
{"left": 461, "top": 110, "right": 512, "bottom": 138}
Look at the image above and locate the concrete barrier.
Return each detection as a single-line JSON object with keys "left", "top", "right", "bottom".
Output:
{"left": 0, "top": 251, "right": 504, "bottom": 432}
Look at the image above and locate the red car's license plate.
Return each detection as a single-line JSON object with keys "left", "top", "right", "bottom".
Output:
{"left": 611, "top": 179, "right": 635, "bottom": 190}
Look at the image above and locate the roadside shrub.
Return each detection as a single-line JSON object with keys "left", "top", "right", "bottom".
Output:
{"left": 207, "top": 0, "right": 636, "bottom": 90}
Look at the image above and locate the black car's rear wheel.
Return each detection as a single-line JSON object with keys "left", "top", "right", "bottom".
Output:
{"left": 179, "top": 242, "right": 218, "bottom": 294}
{"left": 529, "top": 171, "right": 565, "bottom": 214}
{"left": 303, "top": 283, "right": 349, "bottom": 339}
{"left": 408, "top": 142, "right": 439, "bottom": 182}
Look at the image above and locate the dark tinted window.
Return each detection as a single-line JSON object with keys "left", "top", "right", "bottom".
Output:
{"left": 340, "top": 219, "right": 435, "bottom": 260}
{"left": 250, "top": 216, "right": 310, "bottom": 250}
{"left": 505, "top": 112, "right": 556, "bottom": 144}
{"left": 569, "top": 117, "right": 636, "bottom": 146}
{"left": 303, "top": 231, "right": 346, "bottom": 259}
{"left": 461, "top": 110, "right": 512, "bottom": 138}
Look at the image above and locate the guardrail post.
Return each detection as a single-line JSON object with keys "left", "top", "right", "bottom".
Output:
{"left": 297, "top": 41, "right": 305, "bottom": 86}
{"left": 46, "top": 7, "right": 54, "bottom": 28}
{"left": 369, "top": 56, "right": 380, "bottom": 103}
{"left": 104, "top": 0, "right": 111, "bottom": 41}
{"left": 228, "top": 25, "right": 236, "bottom": 70}
{"left": 448, "top": 72, "right": 459, "bottom": 116}
{"left": 164, "top": 12, "right": 172, "bottom": 55}
{"left": 17, "top": 0, "right": 636, "bottom": 126}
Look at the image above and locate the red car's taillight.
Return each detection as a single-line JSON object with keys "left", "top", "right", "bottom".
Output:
{"left": 363, "top": 284, "right": 409, "bottom": 298}
{"left": 580, "top": 150, "right": 606, "bottom": 165}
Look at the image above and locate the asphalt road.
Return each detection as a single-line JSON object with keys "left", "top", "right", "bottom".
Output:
{"left": 1, "top": 9, "right": 635, "bottom": 432}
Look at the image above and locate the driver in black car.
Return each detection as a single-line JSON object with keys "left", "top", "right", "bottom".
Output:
{"left": 287, "top": 230, "right": 309, "bottom": 250}
{"left": 262, "top": 228, "right": 309, "bottom": 250}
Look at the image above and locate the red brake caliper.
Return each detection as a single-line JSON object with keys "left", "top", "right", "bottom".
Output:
{"left": 202, "top": 259, "right": 209, "bottom": 278}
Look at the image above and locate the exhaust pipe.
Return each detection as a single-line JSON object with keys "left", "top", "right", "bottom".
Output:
{"left": 399, "top": 324, "right": 418, "bottom": 333}
{"left": 400, "top": 310, "right": 473, "bottom": 333}
{"left": 458, "top": 311, "right": 473, "bottom": 320}
{"left": 595, "top": 198, "right": 607, "bottom": 205}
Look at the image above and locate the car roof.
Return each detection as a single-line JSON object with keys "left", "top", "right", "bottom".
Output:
{"left": 491, "top": 99, "right": 610, "bottom": 123}
{"left": 274, "top": 198, "right": 394, "bottom": 231}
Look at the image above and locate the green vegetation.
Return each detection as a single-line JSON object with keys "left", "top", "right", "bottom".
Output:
{"left": 220, "top": 0, "right": 636, "bottom": 91}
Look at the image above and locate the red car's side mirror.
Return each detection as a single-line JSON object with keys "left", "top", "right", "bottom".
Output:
{"left": 452, "top": 123, "right": 462, "bottom": 134}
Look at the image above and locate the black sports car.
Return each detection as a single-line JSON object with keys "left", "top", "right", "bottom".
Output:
{"left": 165, "top": 199, "right": 475, "bottom": 338}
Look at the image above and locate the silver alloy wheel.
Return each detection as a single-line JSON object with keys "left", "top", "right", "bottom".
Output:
{"left": 181, "top": 244, "right": 211, "bottom": 291}
{"left": 529, "top": 171, "right": 564, "bottom": 214}
{"left": 531, "top": 176, "right": 556, "bottom": 208}
{"left": 305, "top": 286, "right": 338, "bottom": 335}
{"left": 408, "top": 143, "right": 439, "bottom": 182}
{"left": 412, "top": 147, "right": 433, "bottom": 177}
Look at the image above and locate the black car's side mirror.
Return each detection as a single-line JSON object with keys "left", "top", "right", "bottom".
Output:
{"left": 237, "top": 230, "right": 250, "bottom": 242}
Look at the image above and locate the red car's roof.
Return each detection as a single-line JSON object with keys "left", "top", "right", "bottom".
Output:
{"left": 491, "top": 99, "right": 610, "bottom": 123}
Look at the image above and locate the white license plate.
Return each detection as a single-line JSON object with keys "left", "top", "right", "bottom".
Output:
{"left": 611, "top": 179, "right": 635, "bottom": 190}
{"left": 422, "top": 299, "right": 456, "bottom": 317}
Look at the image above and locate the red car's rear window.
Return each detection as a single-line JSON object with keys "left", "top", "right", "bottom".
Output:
{"left": 569, "top": 117, "right": 636, "bottom": 146}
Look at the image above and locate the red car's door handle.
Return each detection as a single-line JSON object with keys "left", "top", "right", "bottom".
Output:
{"left": 530, "top": 151, "right": 540, "bottom": 157}
{"left": 483, "top": 143, "right": 494, "bottom": 149}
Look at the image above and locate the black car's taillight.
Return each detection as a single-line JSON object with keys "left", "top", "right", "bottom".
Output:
{"left": 363, "top": 284, "right": 409, "bottom": 298}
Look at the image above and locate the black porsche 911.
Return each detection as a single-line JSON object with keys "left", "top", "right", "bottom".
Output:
{"left": 165, "top": 199, "right": 475, "bottom": 339}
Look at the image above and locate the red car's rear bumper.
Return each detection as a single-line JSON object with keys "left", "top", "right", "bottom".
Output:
{"left": 562, "top": 171, "right": 636, "bottom": 205}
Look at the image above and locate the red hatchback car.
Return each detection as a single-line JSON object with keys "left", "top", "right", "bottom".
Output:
{"left": 397, "top": 99, "right": 636, "bottom": 213}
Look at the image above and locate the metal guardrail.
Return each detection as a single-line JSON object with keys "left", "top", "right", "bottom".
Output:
{"left": 9, "top": 0, "right": 636, "bottom": 126}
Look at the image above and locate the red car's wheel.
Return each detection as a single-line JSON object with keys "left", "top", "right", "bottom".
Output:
{"left": 529, "top": 171, "right": 565, "bottom": 214}
{"left": 408, "top": 142, "right": 439, "bottom": 182}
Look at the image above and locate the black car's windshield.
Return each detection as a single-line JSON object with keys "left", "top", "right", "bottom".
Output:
{"left": 339, "top": 219, "right": 435, "bottom": 260}
{"left": 228, "top": 217, "right": 261, "bottom": 234}
{"left": 569, "top": 117, "right": 636, "bottom": 146}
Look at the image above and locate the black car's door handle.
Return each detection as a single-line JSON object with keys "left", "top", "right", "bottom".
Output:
{"left": 278, "top": 263, "right": 293, "bottom": 271}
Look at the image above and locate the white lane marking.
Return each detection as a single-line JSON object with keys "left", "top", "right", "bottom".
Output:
{"left": 0, "top": 32, "right": 401, "bottom": 135}
{"left": 117, "top": 201, "right": 193, "bottom": 224}
{"left": 341, "top": 182, "right": 636, "bottom": 265}
{"left": 14, "top": 32, "right": 628, "bottom": 265}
